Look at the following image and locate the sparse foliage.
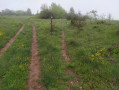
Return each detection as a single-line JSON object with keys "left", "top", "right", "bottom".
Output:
{"left": 90, "top": 10, "right": 98, "bottom": 19}
{"left": 50, "top": 3, "right": 66, "bottom": 19}
{"left": 0, "top": 9, "right": 32, "bottom": 16}
{"left": 38, "top": 3, "right": 66, "bottom": 19}
{"left": 40, "top": 4, "right": 48, "bottom": 11}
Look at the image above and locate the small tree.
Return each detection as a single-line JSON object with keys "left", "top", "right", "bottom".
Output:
{"left": 27, "top": 8, "right": 32, "bottom": 16}
{"left": 39, "top": 10, "right": 52, "bottom": 19}
{"left": 90, "top": 10, "right": 98, "bottom": 22}
{"left": 50, "top": 3, "right": 66, "bottom": 19}
{"left": 69, "top": 7, "right": 75, "bottom": 14}
{"left": 66, "top": 7, "right": 76, "bottom": 20}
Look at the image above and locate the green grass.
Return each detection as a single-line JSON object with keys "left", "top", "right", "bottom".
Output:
{"left": 0, "top": 17, "right": 23, "bottom": 49}
{"left": 0, "top": 23, "right": 32, "bottom": 90}
{"left": 0, "top": 17, "right": 119, "bottom": 90}
{"left": 64, "top": 20, "right": 119, "bottom": 89}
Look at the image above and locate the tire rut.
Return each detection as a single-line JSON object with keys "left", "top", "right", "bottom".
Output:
{"left": 0, "top": 24, "right": 24, "bottom": 57}
{"left": 27, "top": 25, "right": 42, "bottom": 90}
{"left": 62, "top": 29, "right": 81, "bottom": 90}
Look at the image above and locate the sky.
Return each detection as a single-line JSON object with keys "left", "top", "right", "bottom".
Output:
{"left": 0, "top": 0, "right": 119, "bottom": 19}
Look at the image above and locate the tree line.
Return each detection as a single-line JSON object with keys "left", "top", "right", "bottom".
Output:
{"left": 0, "top": 2, "right": 112, "bottom": 21}
{"left": 37, "top": 3, "right": 90, "bottom": 20}
{"left": 0, "top": 8, "right": 32, "bottom": 16}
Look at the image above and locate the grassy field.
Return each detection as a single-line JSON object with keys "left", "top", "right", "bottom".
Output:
{"left": 0, "top": 17, "right": 119, "bottom": 90}
{"left": 0, "top": 22, "right": 32, "bottom": 89}
{"left": 64, "top": 20, "right": 119, "bottom": 89}
{"left": 0, "top": 17, "right": 23, "bottom": 50}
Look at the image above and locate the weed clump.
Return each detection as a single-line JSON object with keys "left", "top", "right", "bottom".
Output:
{"left": 67, "top": 39, "right": 80, "bottom": 47}
{"left": 116, "top": 27, "right": 119, "bottom": 35}
{"left": 96, "top": 20, "right": 105, "bottom": 24}
{"left": 93, "top": 25, "right": 99, "bottom": 29}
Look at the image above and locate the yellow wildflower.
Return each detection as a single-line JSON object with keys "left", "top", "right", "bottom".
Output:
{"left": 100, "top": 48, "right": 105, "bottom": 51}
{"left": 21, "top": 44, "right": 24, "bottom": 47}
{"left": 95, "top": 52, "right": 101, "bottom": 56}
{"left": 92, "top": 54, "right": 94, "bottom": 57}
{"left": 0, "top": 32, "right": 3, "bottom": 36}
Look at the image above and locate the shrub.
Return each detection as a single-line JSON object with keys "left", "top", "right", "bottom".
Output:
{"left": 93, "top": 25, "right": 99, "bottom": 29}
{"left": 116, "top": 29, "right": 119, "bottom": 35}
{"left": 67, "top": 39, "right": 79, "bottom": 47}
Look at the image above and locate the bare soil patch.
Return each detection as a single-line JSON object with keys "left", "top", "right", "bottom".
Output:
{"left": 27, "top": 25, "right": 42, "bottom": 90}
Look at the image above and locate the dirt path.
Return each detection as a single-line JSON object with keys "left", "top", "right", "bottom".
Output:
{"left": 0, "top": 24, "right": 24, "bottom": 57}
{"left": 27, "top": 25, "right": 42, "bottom": 90}
{"left": 62, "top": 29, "right": 71, "bottom": 62}
{"left": 62, "top": 29, "right": 81, "bottom": 90}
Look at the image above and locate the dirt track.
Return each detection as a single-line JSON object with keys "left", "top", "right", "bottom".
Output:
{"left": 61, "top": 29, "right": 81, "bottom": 90}
{"left": 27, "top": 25, "right": 42, "bottom": 90}
{"left": 0, "top": 24, "right": 24, "bottom": 57}
{"left": 62, "top": 29, "right": 71, "bottom": 62}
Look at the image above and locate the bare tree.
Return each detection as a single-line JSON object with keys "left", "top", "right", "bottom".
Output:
{"left": 27, "top": 8, "right": 32, "bottom": 16}
{"left": 37, "top": 10, "right": 39, "bottom": 14}
{"left": 100, "top": 14, "right": 106, "bottom": 20}
{"left": 69, "top": 7, "right": 75, "bottom": 14}
{"left": 40, "top": 4, "right": 48, "bottom": 11}
{"left": 90, "top": 10, "right": 98, "bottom": 21}
{"left": 108, "top": 13, "right": 112, "bottom": 21}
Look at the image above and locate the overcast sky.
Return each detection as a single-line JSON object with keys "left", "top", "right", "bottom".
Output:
{"left": 0, "top": 0, "right": 119, "bottom": 19}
